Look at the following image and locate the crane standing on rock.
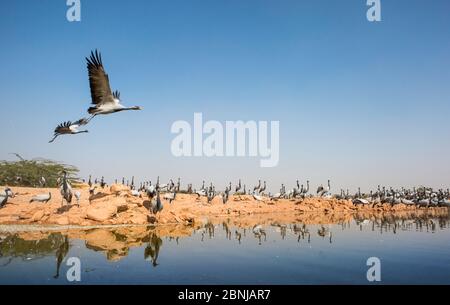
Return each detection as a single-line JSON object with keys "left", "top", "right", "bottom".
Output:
{"left": 317, "top": 180, "right": 331, "bottom": 197}
{"left": 301, "top": 180, "right": 310, "bottom": 199}
{"left": 0, "top": 188, "right": 14, "bottom": 208}
{"left": 235, "top": 179, "right": 242, "bottom": 194}
{"left": 150, "top": 191, "right": 163, "bottom": 214}
{"left": 259, "top": 181, "right": 267, "bottom": 195}
{"left": 60, "top": 171, "right": 73, "bottom": 206}
{"left": 30, "top": 192, "right": 52, "bottom": 204}
{"left": 74, "top": 190, "right": 81, "bottom": 206}
{"left": 163, "top": 190, "right": 177, "bottom": 204}
{"left": 253, "top": 180, "right": 261, "bottom": 194}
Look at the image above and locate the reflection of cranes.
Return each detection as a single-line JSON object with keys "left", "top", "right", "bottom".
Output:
{"left": 318, "top": 226, "right": 333, "bottom": 244}
{"left": 0, "top": 233, "right": 69, "bottom": 267}
{"left": 2, "top": 216, "right": 450, "bottom": 271}
{"left": 275, "top": 224, "right": 287, "bottom": 239}
{"left": 293, "top": 224, "right": 310, "bottom": 243}
{"left": 353, "top": 216, "right": 445, "bottom": 235}
{"left": 235, "top": 230, "right": 242, "bottom": 244}
{"left": 144, "top": 233, "right": 162, "bottom": 267}
{"left": 222, "top": 222, "right": 232, "bottom": 240}
{"left": 168, "top": 236, "right": 179, "bottom": 245}
{"left": 204, "top": 222, "right": 215, "bottom": 239}
{"left": 252, "top": 225, "right": 266, "bottom": 245}
{"left": 54, "top": 236, "right": 70, "bottom": 279}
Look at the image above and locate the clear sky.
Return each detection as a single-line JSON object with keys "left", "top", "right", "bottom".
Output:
{"left": 1, "top": 0, "right": 449, "bottom": 193}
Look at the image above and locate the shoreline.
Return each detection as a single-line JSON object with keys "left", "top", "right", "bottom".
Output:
{"left": 1, "top": 185, "right": 449, "bottom": 228}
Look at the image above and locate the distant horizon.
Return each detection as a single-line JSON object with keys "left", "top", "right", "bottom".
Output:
{"left": 0, "top": 152, "right": 446, "bottom": 195}
{"left": 1, "top": 0, "right": 450, "bottom": 193}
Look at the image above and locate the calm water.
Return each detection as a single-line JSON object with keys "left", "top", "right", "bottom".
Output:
{"left": 1, "top": 215, "right": 450, "bottom": 285}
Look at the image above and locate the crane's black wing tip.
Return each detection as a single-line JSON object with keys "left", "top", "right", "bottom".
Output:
{"left": 86, "top": 49, "right": 103, "bottom": 68}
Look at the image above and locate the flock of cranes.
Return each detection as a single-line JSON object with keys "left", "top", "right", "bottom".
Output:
{"left": 83, "top": 176, "right": 450, "bottom": 210}
{"left": 28, "top": 171, "right": 75, "bottom": 205}
{"left": 337, "top": 185, "right": 450, "bottom": 207}
{"left": 2, "top": 175, "right": 450, "bottom": 216}
{"left": 49, "top": 50, "right": 142, "bottom": 143}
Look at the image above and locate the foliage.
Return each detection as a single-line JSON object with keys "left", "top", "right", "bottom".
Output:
{"left": 0, "top": 154, "right": 79, "bottom": 188}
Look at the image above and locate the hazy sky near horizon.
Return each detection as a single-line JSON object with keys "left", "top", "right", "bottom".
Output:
{"left": 1, "top": 0, "right": 450, "bottom": 193}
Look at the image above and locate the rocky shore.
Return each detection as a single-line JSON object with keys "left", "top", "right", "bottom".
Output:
{"left": 0, "top": 185, "right": 448, "bottom": 227}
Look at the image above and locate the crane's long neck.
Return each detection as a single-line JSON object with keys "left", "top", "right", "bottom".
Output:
{"left": 157, "top": 192, "right": 161, "bottom": 208}
{"left": 117, "top": 106, "right": 140, "bottom": 112}
{"left": 62, "top": 173, "right": 67, "bottom": 189}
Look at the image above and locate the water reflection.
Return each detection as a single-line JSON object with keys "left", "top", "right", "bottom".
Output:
{"left": 144, "top": 233, "right": 162, "bottom": 267}
{"left": 54, "top": 236, "right": 69, "bottom": 278}
{"left": 353, "top": 214, "right": 449, "bottom": 234}
{"left": 0, "top": 211, "right": 449, "bottom": 281}
{"left": 0, "top": 232, "right": 67, "bottom": 265}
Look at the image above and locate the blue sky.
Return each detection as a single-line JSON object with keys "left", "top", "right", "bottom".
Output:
{"left": 1, "top": 0, "right": 449, "bottom": 192}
